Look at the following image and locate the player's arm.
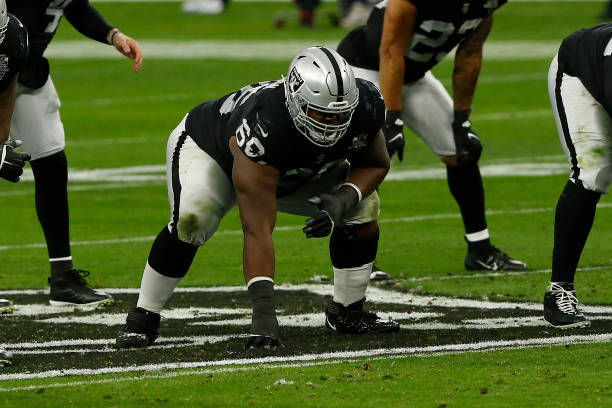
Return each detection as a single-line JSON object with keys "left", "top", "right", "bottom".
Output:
{"left": 449, "top": 15, "right": 493, "bottom": 165}
{"left": 229, "top": 136, "right": 280, "bottom": 284}
{"left": 379, "top": 0, "right": 417, "bottom": 111}
{"left": 0, "top": 74, "right": 31, "bottom": 183}
{"left": 64, "top": 0, "right": 142, "bottom": 72}
{"left": 378, "top": 0, "right": 417, "bottom": 161}
{"left": 453, "top": 15, "right": 493, "bottom": 111}
{"left": 0, "top": 75, "right": 17, "bottom": 144}
{"left": 303, "top": 130, "right": 389, "bottom": 238}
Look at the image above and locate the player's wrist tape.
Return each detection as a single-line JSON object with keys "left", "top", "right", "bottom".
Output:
{"left": 340, "top": 182, "right": 362, "bottom": 203}
{"left": 110, "top": 29, "right": 121, "bottom": 45}
{"left": 453, "top": 109, "right": 472, "bottom": 125}
{"left": 335, "top": 183, "right": 361, "bottom": 213}
{"left": 385, "top": 109, "right": 403, "bottom": 124}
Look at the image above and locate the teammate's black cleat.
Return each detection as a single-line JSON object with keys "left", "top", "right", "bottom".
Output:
{"left": 116, "top": 307, "right": 161, "bottom": 348}
{"left": 465, "top": 246, "right": 527, "bottom": 271}
{"left": 370, "top": 263, "right": 391, "bottom": 281}
{"left": 325, "top": 298, "right": 399, "bottom": 334}
{"left": 544, "top": 283, "right": 590, "bottom": 328}
{"left": 0, "top": 348, "right": 12, "bottom": 366}
{"left": 48, "top": 269, "right": 113, "bottom": 307}
{"left": 0, "top": 299, "right": 14, "bottom": 314}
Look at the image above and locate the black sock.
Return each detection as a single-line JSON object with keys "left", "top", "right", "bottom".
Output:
{"left": 466, "top": 237, "right": 493, "bottom": 254}
{"left": 446, "top": 163, "right": 487, "bottom": 236}
{"left": 50, "top": 259, "right": 75, "bottom": 279}
{"left": 30, "top": 151, "right": 71, "bottom": 263}
{"left": 551, "top": 180, "right": 600, "bottom": 283}
{"left": 148, "top": 227, "right": 198, "bottom": 278}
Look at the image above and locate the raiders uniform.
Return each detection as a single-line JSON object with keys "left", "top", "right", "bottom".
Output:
{"left": 166, "top": 78, "right": 385, "bottom": 246}
{"left": 549, "top": 23, "right": 612, "bottom": 193}
{"left": 337, "top": 0, "right": 507, "bottom": 157}
{"left": 338, "top": 0, "right": 506, "bottom": 83}
{"left": 7, "top": 0, "right": 113, "bottom": 159}
{"left": 0, "top": 14, "right": 28, "bottom": 92}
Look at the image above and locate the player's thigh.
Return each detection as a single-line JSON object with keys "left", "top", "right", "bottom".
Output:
{"left": 351, "top": 66, "right": 380, "bottom": 87}
{"left": 277, "top": 160, "right": 379, "bottom": 225}
{"left": 549, "top": 56, "right": 612, "bottom": 193}
{"left": 402, "top": 72, "right": 455, "bottom": 157}
{"left": 10, "top": 76, "right": 65, "bottom": 160}
{"left": 166, "top": 115, "right": 236, "bottom": 245}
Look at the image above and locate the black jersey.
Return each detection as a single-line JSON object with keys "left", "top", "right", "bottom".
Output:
{"left": 0, "top": 15, "right": 29, "bottom": 92}
{"left": 7, "top": 0, "right": 112, "bottom": 89}
{"left": 338, "top": 0, "right": 506, "bottom": 82}
{"left": 558, "top": 23, "right": 612, "bottom": 117}
{"left": 186, "top": 78, "right": 385, "bottom": 197}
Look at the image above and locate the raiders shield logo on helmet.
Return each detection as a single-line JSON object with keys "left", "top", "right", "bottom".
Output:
{"left": 287, "top": 67, "right": 304, "bottom": 93}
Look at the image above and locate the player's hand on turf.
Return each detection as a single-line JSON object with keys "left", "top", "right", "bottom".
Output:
{"left": 383, "top": 110, "right": 405, "bottom": 161}
{"left": 0, "top": 139, "right": 31, "bottom": 183}
{"left": 111, "top": 31, "right": 143, "bottom": 72}
{"left": 452, "top": 109, "right": 482, "bottom": 165}
{"left": 303, "top": 194, "right": 344, "bottom": 238}
{"left": 245, "top": 335, "right": 281, "bottom": 350}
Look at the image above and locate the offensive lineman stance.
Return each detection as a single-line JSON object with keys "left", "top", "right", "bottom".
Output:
{"left": 544, "top": 24, "right": 612, "bottom": 328}
{"left": 6, "top": 0, "right": 142, "bottom": 306}
{"left": 116, "top": 47, "right": 399, "bottom": 349}
{"left": 337, "top": 0, "right": 527, "bottom": 272}
{"left": 0, "top": 0, "right": 30, "bottom": 366}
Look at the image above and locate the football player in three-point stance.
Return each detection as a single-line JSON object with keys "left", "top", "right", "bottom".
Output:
{"left": 116, "top": 47, "right": 399, "bottom": 349}
{"left": 544, "top": 24, "right": 612, "bottom": 328}
{"left": 0, "top": 0, "right": 30, "bottom": 367}
{"left": 5, "top": 0, "right": 142, "bottom": 307}
{"left": 337, "top": 0, "right": 528, "bottom": 274}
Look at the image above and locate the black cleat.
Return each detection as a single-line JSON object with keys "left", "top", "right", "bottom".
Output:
{"left": 48, "top": 269, "right": 113, "bottom": 307}
{"left": 325, "top": 298, "right": 399, "bottom": 334}
{"left": 465, "top": 246, "right": 527, "bottom": 271}
{"left": 0, "top": 299, "right": 14, "bottom": 314}
{"left": 544, "top": 283, "right": 590, "bottom": 328}
{"left": 116, "top": 307, "right": 161, "bottom": 348}
{"left": 370, "top": 263, "right": 391, "bottom": 281}
{"left": 0, "top": 348, "right": 11, "bottom": 366}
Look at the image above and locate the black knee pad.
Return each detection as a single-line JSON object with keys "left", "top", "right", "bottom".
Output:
{"left": 148, "top": 227, "right": 198, "bottom": 278}
{"left": 329, "top": 224, "right": 379, "bottom": 269}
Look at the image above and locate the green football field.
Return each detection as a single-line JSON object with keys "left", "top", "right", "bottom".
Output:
{"left": 1, "top": 1, "right": 611, "bottom": 406}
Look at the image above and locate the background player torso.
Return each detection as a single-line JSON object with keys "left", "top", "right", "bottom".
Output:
{"left": 0, "top": 15, "right": 29, "bottom": 91}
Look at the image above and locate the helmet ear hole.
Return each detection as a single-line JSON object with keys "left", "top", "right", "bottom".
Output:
{"left": 285, "top": 47, "right": 359, "bottom": 147}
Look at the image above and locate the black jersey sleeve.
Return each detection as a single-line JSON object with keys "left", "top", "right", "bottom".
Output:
{"left": 64, "top": 0, "right": 113, "bottom": 44}
{"left": 0, "top": 15, "right": 29, "bottom": 92}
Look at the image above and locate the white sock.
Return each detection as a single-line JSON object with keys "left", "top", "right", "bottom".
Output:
{"left": 333, "top": 262, "right": 373, "bottom": 306}
{"left": 136, "top": 262, "right": 182, "bottom": 313}
{"left": 465, "top": 228, "right": 490, "bottom": 242}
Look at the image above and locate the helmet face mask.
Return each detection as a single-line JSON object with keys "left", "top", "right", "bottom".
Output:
{"left": 284, "top": 47, "right": 359, "bottom": 147}
{"left": 0, "top": 0, "right": 8, "bottom": 45}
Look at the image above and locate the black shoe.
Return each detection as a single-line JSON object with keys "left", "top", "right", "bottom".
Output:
{"left": 325, "top": 299, "right": 399, "bottom": 334}
{"left": 0, "top": 348, "right": 11, "bottom": 366}
{"left": 465, "top": 246, "right": 527, "bottom": 271}
{"left": 116, "top": 307, "right": 161, "bottom": 348}
{"left": 544, "top": 283, "right": 590, "bottom": 328}
{"left": 0, "top": 299, "right": 13, "bottom": 314}
{"left": 48, "top": 269, "right": 113, "bottom": 307}
{"left": 370, "top": 263, "right": 391, "bottom": 281}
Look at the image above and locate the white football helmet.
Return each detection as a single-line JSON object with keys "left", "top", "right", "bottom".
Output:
{"left": 0, "top": 0, "right": 8, "bottom": 45}
{"left": 284, "top": 46, "right": 359, "bottom": 147}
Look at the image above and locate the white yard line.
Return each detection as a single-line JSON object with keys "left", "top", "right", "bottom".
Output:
{"left": 1, "top": 333, "right": 610, "bottom": 382}
{"left": 46, "top": 39, "right": 560, "bottom": 61}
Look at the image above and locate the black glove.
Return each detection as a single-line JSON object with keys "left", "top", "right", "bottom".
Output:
{"left": 303, "top": 184, "right": 360, "bottom": 238}
{"left": 383, "top": 109, "right": 405, "bottom": 161}
{"left": 246, "top": 280, "right": 281, "bottom": 350}
{"left": 452, "top": 109, "right": 482, "bottom": 165}
{"left": 0, "top": 139, "right": 31, "bottom": 183}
